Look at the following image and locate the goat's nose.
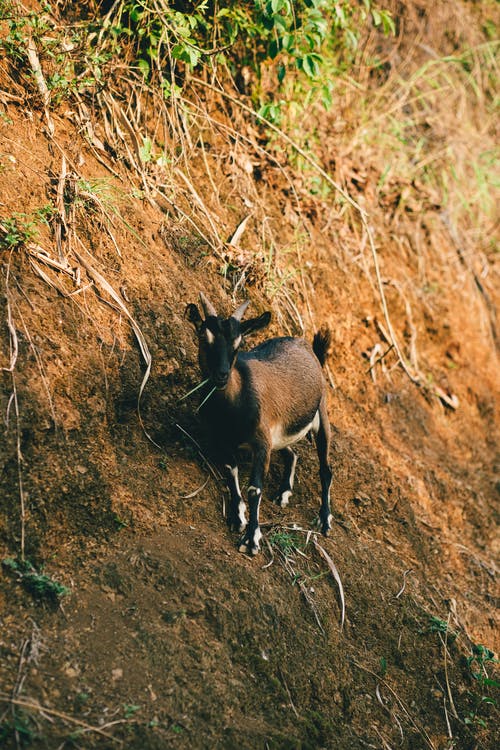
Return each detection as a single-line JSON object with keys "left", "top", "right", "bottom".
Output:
{"left": 214, "top": 369, "right": 229, "bottom": 387}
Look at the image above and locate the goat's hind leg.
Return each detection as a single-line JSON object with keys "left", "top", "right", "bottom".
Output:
{"left": 274, "top": 447, "right": 297, "bottom": 508}
{"left": 313, "top": 400, "right": 333, "bottom": 536}
{"left": 223, "top": 458, "right": 247, "bottom": 533}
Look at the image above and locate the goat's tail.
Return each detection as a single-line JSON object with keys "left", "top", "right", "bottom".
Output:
{"left": 312, "top": 327, "right": 332, "bottom": 368}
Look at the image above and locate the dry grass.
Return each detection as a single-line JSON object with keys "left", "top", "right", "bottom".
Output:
{"left": 1, "top": 3, "right": 497, "bottom": 570}
{"left": 64, "top": 7, "right": 498, "bottom": 390}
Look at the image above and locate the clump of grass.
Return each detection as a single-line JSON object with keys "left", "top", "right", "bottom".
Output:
{"left": 2, "top": 557, "right": 69, "bottom": 603}
{"left": 268, "top": 529, "right": 303, "bottom": 556}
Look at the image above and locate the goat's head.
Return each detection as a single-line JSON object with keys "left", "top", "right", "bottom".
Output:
{"left": 186, "top": 293, "right": 271, "bottom": 389}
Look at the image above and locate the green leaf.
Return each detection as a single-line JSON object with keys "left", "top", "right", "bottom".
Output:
{"left": 137, "top": 58, "right": 150, "bottom": 79}
{"left": 269, "top": 39, "right": 280, "bottom": 59}
{"left": 378, "top": 10, "right": 396, "bottom": 36}
{"left": 481, "top": 678, "right": 500, "bottom": 688}
{"left": 300, "top": 52, "right": 322, "bottom": 79}
{"left": 129, "top": 6, "right": 142, "bottom": 23}
{"left": 281, "top": 33, "right": 294, "bottom": 52}
{"left": 321, "top": 83, "right": 332, "bottom": 110}
{"left": 139, "top": 137, "right": 153, "bottom": 164}
{"left": 273, "top": 14, "right": 289, "bottom": 31}
{"left": 188, "top": 46, "right": 201, "bottom": 67}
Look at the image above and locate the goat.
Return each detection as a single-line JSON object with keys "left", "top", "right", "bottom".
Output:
{"left": 185, "top": 293, "right": 333, "bottom": 555}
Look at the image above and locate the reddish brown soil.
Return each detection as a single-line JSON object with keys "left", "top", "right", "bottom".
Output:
{"left": 0, "top": 5, "right": 498, "bottom": 747}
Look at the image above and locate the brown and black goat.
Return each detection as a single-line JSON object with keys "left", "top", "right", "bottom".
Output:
{"left": 186, "top": 293, "right": 333, "bottom": 555}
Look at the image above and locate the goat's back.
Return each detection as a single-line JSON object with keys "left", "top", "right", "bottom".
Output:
{"left": 239, "top": 337, "right": 325, "bottom": 437}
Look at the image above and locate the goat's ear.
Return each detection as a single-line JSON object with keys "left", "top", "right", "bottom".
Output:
{"left": 240, "top": 311, "right": 271, "bottom": 336}
{"left": 185, "top": 303, "right": 203, "bottom": 332}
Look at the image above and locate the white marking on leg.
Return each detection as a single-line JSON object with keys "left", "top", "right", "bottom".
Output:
{"left": 289, "top": 452, "right": 297, "bottom": 490}
{"left": 225, "top": 465, "right": 246, "bottom": 529}
{"left": 238, "top": 487, "right": 262, "bottom": 555}
{"left": 279, "top": 490, "right": 292, "bottom": 507}
{"left": 251, "top": 526, "right": 262, "bottom": 555}
{"left": 226, "top": 465, "right": 241, "bottom": 496}
{"left": 237, "top": 501, "right": 247, "bottom": 529}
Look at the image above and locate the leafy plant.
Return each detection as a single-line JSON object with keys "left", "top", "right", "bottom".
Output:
{"left": 428, "top": 615, "right": 457, "bottom": 640}
{"left": 0, "top": 205, "right": 54, "bottom": 250}
{"left": 218, "top": 0, "right": 394, "bottom": 86}
{"left": 2, "top": 557, "right": 70, "bottom": 603}
{"left": 85, "top": 0, "right": 394, "bottom": 110}
{"left": 0, "top": 213, "right": 38, "bottom": 250}
{"left": 0, "top": 2, "right": 107, "bottom": 102}
{"left": 467, "top": 643, "right": 499, "bottom": 691}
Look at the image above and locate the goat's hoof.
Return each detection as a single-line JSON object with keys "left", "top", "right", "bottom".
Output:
{"left": 238, "top": 541, "right": 260, "bottom": 556}
{"left": 320, "top": 513, "right": 333, "bottom": 537}
{"left": 274, "top": 490, "right": 291, "bottom": 508}
{"left": 238, "top": 529, "right": 262, "bottom": 556}
{"left": 313, "top": 514, "right": 332, "bottom": 536}
{"left": 227, "top": 503, "right": 247, "bottom": 534}
{"left": 239, "top": 543, "right": 260, "bottom": 556}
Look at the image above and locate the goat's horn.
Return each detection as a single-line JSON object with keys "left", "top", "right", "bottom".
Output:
{"left": 232, "top": 299, "right": 250, "bottom": 321}
{"left": 199, "top": 292, "right": 217, "bottom": 318}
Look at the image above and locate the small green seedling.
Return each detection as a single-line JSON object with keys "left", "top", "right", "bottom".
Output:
{"left": 123, "top": 704, "right": 141, "bottom": 719}
{"left": 113, "top": 513, "right": 129, "bottom": 530}
{"left": 2, "top": 557, "right": 69, "bottom": 603}
{"left": 467, "top": 644, "right": 499, "bottom": 691}
{"left": 428, "top": 615, "right": 457, "bottom": 640}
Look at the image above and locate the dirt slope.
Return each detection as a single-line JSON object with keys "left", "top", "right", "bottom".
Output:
{"left": 0, "top": 2, "right": 499, "bottom": 749}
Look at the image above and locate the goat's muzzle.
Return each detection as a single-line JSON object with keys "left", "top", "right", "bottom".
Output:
{"left": 214, "top": 374, "right": 229, "bottom": 390}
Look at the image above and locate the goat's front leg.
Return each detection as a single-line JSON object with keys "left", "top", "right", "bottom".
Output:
{"left": 239, "top": 436, "right": 270, "bottom": 556}
{"left": 223, "top": 460, "right": 247, "bottom": 533}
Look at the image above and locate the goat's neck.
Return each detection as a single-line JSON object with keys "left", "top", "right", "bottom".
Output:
{"left": 221, "top": 364, "right": 241, "bottom": 402}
